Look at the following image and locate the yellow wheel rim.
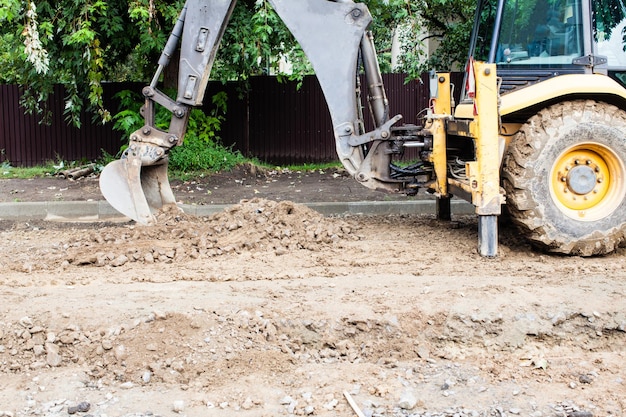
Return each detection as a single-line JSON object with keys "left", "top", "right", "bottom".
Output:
{"left": 550, "top": 143, "right": 626, "bottom": 221}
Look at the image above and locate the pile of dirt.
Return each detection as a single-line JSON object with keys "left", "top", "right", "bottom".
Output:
{"left": 3, "top": 198, "right": 360, "bottom": 272}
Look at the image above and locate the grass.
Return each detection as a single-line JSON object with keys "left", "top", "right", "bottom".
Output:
{"left": 256, "top": 161, "right": 342, "bottom": 172}
{"left": 1, "top": 159, "right": 344, "bottom": 180}
{"left": 1, "top": 162, "right": 59, "bottom": 178}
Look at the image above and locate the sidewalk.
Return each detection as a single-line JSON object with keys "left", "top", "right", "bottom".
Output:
{"left": 0, "top": 199, "right": 474, "bottom": 222}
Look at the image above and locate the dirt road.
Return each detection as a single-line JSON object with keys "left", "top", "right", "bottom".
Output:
{"left": 1, "top": 197, "right": 625, "bottom": 417}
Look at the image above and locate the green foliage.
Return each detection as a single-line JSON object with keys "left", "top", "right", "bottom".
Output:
{"left": 412, "top": 0, "right": 477, "bottom": 73}
{"left": 169, "top": 92, "right": 245, "bottom": 172}
{"left": 112, "top": 90, "right": 243, "bottom": 172}
{"left": 592, "top": 0, "right": 626, "bottom": 42}
{"left": 0, "top": 157, "right": 68, "bottom": 178}
{"left": 1, "top": 0, "right": 476, "bottom": 126}
{"left": 112, "top": 89, "right": 146, "bottom": 141}
{"left": 0, "top": 0, "right": 185, "bottom": 125}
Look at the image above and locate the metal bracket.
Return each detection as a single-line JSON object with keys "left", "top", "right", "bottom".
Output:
{"left": 142, "top": 87, "right": 188, "bottom": 119}
{"left": 346, "top": 114, "right": 403, "bottom": 146}
{"left": 572, "top": 54, "right": 608, "bottom": 68}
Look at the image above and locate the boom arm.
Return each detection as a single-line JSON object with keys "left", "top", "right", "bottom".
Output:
{"left": 100, "top": 0, "right": 411, "bottom": 225}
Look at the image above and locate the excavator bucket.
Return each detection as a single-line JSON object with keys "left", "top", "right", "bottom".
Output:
{"left": 100, "top": 155, "right": 177, "bottom": 225}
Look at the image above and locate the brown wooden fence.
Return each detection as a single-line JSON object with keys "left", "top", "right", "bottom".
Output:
{"left": 0, "top": 73, "right": 463, "bottom": 167}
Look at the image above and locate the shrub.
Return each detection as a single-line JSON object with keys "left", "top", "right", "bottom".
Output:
{"left": 112, "top": 90, "right": 243, "bottom": 172}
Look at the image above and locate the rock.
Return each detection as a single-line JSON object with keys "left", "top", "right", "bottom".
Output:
{"left": 144, "top": 252, "right": 154, "bottom": 263}
{"left": 153, "top": 310, "right": 167, "bottom": 320}
{"left": 172, "top": 400, "right": 185, "bottom": 413}
{"left": 119, "top": 381, "right": 134, "bottom": 389}
{"left": 33, "top": 344, "right": 45, "bottom": 356}
{"left": 45, "top": 343, "right": 62, "bottom": 367}
{"left": 304, "top": 405, "right": 315, "bottom": 415}
{"left": 415, "top": 345, "right": 430, "bottom": 359}
{"left": 110, "top": 255, "right": 129, "bottom": 267}
{"left": 59, "top": 332, "right": 78, "bottom": 344}
{"left": 114, "top": 345, "right": 127, "bottom": 361}
{"left": 324, "top": 399, "right": 338, "bottom": 410}
{"left": 19, "top": 316, "right": 33, "bottom": 329}
{"left": 142, "top": 371, "right": 152, "bottom": 384}
{"left": 241, "top": 397, "right": 254, "bottom": 410}
{"left": 67, "top": 402, "right": 90, "bottom": 414}
{"left": 398, "top": 391, "right": 417, "bottom": 410}
{"left": 280, "top": 396, "right": 294, "bottom": 405}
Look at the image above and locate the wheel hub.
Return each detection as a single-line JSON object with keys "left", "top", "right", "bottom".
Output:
{"left": 566, "top": 164, "right": 597, "bottom": 195}
{"left": 551, "top": 144, "right": 611, "bottom": 214}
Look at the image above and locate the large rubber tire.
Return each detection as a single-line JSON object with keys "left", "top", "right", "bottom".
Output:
{"left": 502, "top": 100, "right": 626, "bottom": 256}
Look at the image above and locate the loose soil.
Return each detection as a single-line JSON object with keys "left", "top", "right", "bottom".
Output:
{"left": 0, "top": 167, "right": 624, "bottom": 417}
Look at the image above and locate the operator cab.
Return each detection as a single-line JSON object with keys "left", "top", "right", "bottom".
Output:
{"left": 466, "top": 0, "right": 626, "bottom": 93}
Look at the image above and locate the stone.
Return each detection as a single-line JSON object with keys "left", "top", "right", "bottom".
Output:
{"left": 114, "top": 345, "right": 127, "bottom": 361}
{"left": 67, "top": 402, "right": 90, "bottom": 414}
{"left": 241, "top": 397, "right": 254, "bottom": 410}
{"left": 45, "top": 343, "right": 62, "bottom": 367}
{"left": 398, "top": 391, "right": 417, "bottom": 410}
{"left": 172, "top": 400, "right": 185, "bottom": 413}
{"left": 142, "top": 371, "right": 152, "bottom": 384}
{"left": 19, "top": 316, "right": 34, "bottom": 328}
{"left": 111, "top": 255, "right": 129, "bottom": 267}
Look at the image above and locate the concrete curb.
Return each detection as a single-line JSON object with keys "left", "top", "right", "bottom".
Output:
{"left": 0, "top": 199, "right": 475, "bottom": 222}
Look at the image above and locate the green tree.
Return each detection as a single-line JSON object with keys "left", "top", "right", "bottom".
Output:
{"left": 0, "top": 0, "right": 474, "bottom": 125}
{"left": 592, "top": 0, "right": 626, "bottom": 44}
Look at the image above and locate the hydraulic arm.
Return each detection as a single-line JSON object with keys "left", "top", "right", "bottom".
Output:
{"left": 100, "top": 0, "right": 419, "bottom": 225}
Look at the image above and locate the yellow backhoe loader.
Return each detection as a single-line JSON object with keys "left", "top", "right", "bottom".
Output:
{"left": 100, "top": 0, "right": 626, "bottom": 257}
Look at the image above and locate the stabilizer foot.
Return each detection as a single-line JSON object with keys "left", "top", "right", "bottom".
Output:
{"left": 478, "top": 215, "right": 498, "bottom": 257}
{"left": 436, "top": 196, "right": 451, "bottom": 221}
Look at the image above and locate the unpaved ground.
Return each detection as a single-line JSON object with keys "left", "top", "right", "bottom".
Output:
{"left": 1, "top": 198, "right": 625, "bottom": 417}
{"left": 0, "top": 165, "right": 410, "bottom": 205}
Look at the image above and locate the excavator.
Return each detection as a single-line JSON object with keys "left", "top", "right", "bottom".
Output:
{"left": 100, "top": 0, "right": 626, "bottom": 257}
